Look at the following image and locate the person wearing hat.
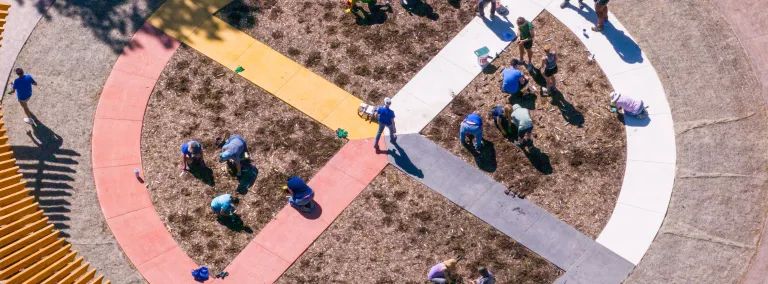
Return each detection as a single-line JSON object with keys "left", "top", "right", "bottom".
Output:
{"left": 374, "top": 97, "right": 397, "bottom": 149}
{"left": 285, "top": 176, "right": 315, "bottom": 213}
{"left": 8, "top": 67, "right": 38, "bottom": 125}
{"left": 516, "top": 17, "right": 535, "bottom": 66}
{"left": 610, "top": 92, "right": 646, "bottom": 118}
{"left": 460, "top": 112, "right": 484, "bottom": 150}
{"left": 511, "top": 104, "right": 534, "bottom": 147}
{"left": 180, "top": 140, "right": 205, "bottom": 176}
{"left": 427, "top": 258, "right": 458, "bottom": 283}
{"left": 219, "top": 135, "right": 248, "bottom": 176}
{"left": 540, "top": 44, "right": 559, "bottom": 95}
{"left": 211, "top": 193, "right": 239, "bottom": 218}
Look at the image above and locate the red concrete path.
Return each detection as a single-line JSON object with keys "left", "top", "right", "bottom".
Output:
{"left": 715, "top": 2, "right": 768, "bottom": 283}
{"left": 93, "top": 23, "right": 388, "bottom": 283}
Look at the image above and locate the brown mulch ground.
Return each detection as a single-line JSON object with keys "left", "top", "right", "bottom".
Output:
{"left": 423, "top": 11, "right": 626, "bottom": 238}
{"left": 215, "top": 0, "right": 475, "bottom": 104}
{"left": 278, "top": 166, "right": 562, "bottom": 283}
{"left": 141, "top": 44, "right": 345, "bottom": 272}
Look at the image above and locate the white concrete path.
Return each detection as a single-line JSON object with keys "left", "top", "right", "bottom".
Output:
{"left": 0, "top": 1, "right": 52, "bottom": 89}
{"left": 389, "top": 0, "right": 677, "bottom": 275}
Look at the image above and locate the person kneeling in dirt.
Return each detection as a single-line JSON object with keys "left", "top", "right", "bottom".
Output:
{"left": 511, "top": 104, "right": 534, "bottom": 147}
{"left": 180, "top": 140, "right": 205, "bottom": 176}
{"left": 502, "top": 59, "right": 535, "bottom": 97}
{"left": 460, "top": 112, "right": 484, "bottom": 150}
{"left": 286, "top": 176, "right": 315, "bottom": 213}
{"left": 472, "top": 267, "right": 495, "bottom": 284}
{"left": 211, "top": 193, "right": 239, "bottom": 220}
{"left": 427, "top": 258, "right": 458, "bottom": 284}
{"left": 490, "top": 105, "right": 513, "bottom": 138}
{"left": 219, "top": 135, "right": 249, "bottom": 177}
{"left": 610, "top": 92, "right": 647, "bottom": 119}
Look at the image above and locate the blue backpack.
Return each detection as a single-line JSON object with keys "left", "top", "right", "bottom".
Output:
{"left": 192, "top": 266, "right": 209, "bottom": 281}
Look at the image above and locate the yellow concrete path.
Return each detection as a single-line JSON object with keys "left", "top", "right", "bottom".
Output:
{"left": 147, "top": 0, "right": 379, "bottom": 139}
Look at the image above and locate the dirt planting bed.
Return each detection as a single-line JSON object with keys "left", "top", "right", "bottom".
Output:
{"left": 278, "top": 166, "right": 562, "bottom": 283}
{"left": 215, "top": 0, "right": 475, "bottom": 104}
{"left": 141, "top": 45, "right": 345, "bottom": 271}
{"left": 423, "top": 11, "right": 626, "bottom": 238}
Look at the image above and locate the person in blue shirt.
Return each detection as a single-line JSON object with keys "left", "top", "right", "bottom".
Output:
{"left": 489, "top": 105, "right": 512, "bottom": 138}
{"left": 460, "top": 112, "right": 484, "bottom": 149}
{"left": 374, "top": 97, "right": 397, "bottom": 149}
{"left": 286, "top": 176, "right": 315, "bottom": 213}
{"left": 211, "top": 193, "right": 239, "bottom": 218}
{"left": 8, "top": 68, "right": 38, "bottom": 125}
{"left": 180, "top": 140, "right": 205, "bottom": 176}
{"left": 219, "top": 135, "right": 248, "bottom": 176}
{"left": 501, "top": 59, "right": 532, "bottom": 96}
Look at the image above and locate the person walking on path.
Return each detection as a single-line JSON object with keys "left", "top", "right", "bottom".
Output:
{"left": 592, "top": 0, "right": 610, "bottom": 32}
{"left": 7, "top": 68, "right": 38, "bottom": 125}
{"left": 180, "top": 140, "right": 205, "bottom": 176}
{"left": 560, "top": 0, "right": 585, "bottom": 9}
{"left": 219, "top": 135, "right": 249, "bottom": 176}
{"left": 490, "top": 105, "right": 513, "bottom": 138}
{"left": 285, "top": 176, "right": 315, "bottom": 213}
{"left": 374, "top": 97, "right": 397, "bottom": 149}
{"left": 511, "top": 104, "right": 534, "bottom": 147}
{"left": 427, "top": 259, "right": 458, "bottom": 284}
{"left": 540, "top": 44, "right": 559, "bottom": 95}
{"left": 460, "top": 112, "right": 484, "bottom": 150}
{"left": 501, "top": 59, "right": 534, "bottom": 96}
{"left": 472, "top": 267, "right": 495, "bottom": 284}
{"left": 476, "top": 0, "right": 495, "bottom": 19}
{"left": 211, "top": 193, "right": 239, "bottom": 219}
{"left": 516, "top": 17, "right": 535, "bottom": 66}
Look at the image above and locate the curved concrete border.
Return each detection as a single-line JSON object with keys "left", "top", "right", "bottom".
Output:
{"left": 0, "top": 1, "right": 54, "bottom": 92}
{"left": 389, "top": 0, "right": 676, "bottom": 271}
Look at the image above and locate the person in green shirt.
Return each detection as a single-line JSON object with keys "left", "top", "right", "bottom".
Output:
{"left": 516, "top": 17, "right": 535, "bottom": 66}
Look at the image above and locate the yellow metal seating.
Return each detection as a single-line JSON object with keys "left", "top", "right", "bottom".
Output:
{"left": 0, "top": 108, "right": 110, "bottom": 283}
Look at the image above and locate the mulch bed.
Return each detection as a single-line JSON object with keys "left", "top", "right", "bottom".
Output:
{"left": 278, "top": 166, "right": 562, "bottom": 283}
{"left": 215, "top": 0, "right": 475, "bottom": 104}
{"left": 422, "top": 11, "right": 626, "bottom": 238}
{"left": 141, "top": 44, "right": 345, "bottom": 272}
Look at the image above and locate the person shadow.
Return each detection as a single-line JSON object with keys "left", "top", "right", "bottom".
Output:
{"left": 568, "top": 5, "right": 643, "bottom": 64}
{"left": 481, "top": 15, "right": 516, "bottom": 42}
{"left": 462, "top": 139, "right": 497, "bottom": 173}
{"left": 235, "top": 164, "right": 258, "bottom": 194}
{"left": 386, "top": 140, "right": 424, "bottom": 178}
{"left": 523, "top": 146, "right": 553, "bottom": 175}
{"left": 217, "top": 214, "right": 253, "bottom": 233}
{"left": 401, "top": 0, "right": 439, "bottom": 21}
{"left": 550, "top": 89, "right": 585, "bottom": 127}
{"left": 187, "top": 162, "right": 215, "bottom": 187}
{"left": 296, "top": 201, "right": 323, "bottom": 220}
{"left": 353, "top": 0, "right": 393, "bottom": 26}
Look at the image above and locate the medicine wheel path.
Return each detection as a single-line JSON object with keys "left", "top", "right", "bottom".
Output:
{"left": 91, "top": 0, "right": 674, "bottom": 282}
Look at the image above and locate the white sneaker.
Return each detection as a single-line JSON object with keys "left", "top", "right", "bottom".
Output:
{"left": 23, "top": 117, "right": 32, "bottom": 125}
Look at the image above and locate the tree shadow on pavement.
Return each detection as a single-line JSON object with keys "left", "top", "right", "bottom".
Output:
{"left": 567, "top": 4, "right": 643, "bottom": 64}
{"left": 10, "top": 118, "right": 79, "bottom": 237}
{"left": 13, "top": 0, "right": 229, "bottom": 54}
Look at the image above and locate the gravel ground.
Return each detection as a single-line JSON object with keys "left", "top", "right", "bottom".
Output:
{"left": 605, "top": 1, "right": 768, "bottom": 283}
{"left": 278, "top": 165, "right": 563, "bottom": 283}
{"left": 1, "top": 0, "right": 166, "bottom": 283}
{"left": 423, "top": 11, "right": 624, "bottom": 239}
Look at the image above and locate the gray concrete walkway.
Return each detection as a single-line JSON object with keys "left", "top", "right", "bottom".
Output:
{"left": 0, "top": 0, "right": 52, "bottom": 88}
{"left": 386, "top": 134, "right": 634, "bottom": 283}
{"left": 1, "top": 0, "right": 165, "bottom": 283}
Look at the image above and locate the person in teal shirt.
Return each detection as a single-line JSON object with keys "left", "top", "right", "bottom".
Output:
{"left": 211, "top": 194, "right": 239, "bottom": 218}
